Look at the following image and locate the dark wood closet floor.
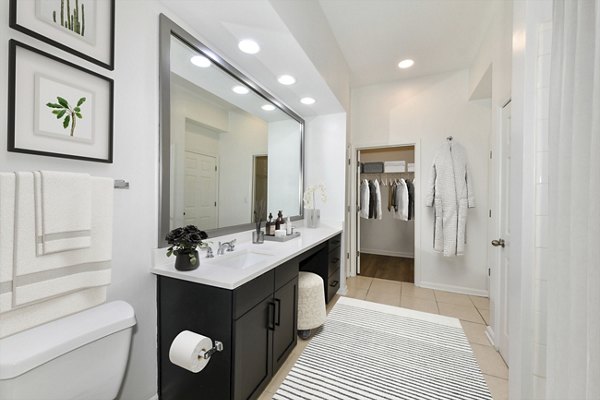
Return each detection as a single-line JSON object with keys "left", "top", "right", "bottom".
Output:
{"left": 359, "top": 253, "right": 414, "bottom": 283}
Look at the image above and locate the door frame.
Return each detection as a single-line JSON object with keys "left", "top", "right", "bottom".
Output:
{"left": 348, "top": 142, "right": 421, "bottom": 286}
{"left": 487, "top": 99, "right": 512, "bottom": 359}
{"left": 251, "top": 154, "right": 268, "bottom": 222}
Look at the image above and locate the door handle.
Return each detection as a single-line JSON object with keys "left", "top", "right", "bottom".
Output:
{"left": 491, "top": 239, "right": 505, "bottom": 248}
{"left": 274, "top": 298, "right": 281, "bottom": 327}
{"left": 268, "top": 302, "right": 275, "bottom": 331}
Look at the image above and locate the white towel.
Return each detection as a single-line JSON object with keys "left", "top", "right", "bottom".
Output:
{"left": 0, "top": 173, "right": 15, "bottom": 314}
{"left": 34, "top": 171, "right": 92, "bottom": 255}
{"left": 13, "top": 172, "right": 112, "bottom": 308}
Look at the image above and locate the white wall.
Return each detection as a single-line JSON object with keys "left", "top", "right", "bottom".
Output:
{"left": 267, "top": 120, "right": 302, "bottom": 217}
{"left": 351, "top": 69, "right": 491, "bottom": 295}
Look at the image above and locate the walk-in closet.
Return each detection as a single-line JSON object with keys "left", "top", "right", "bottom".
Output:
{"left": 357, "top": 146, "right": 415, "bottom": 283}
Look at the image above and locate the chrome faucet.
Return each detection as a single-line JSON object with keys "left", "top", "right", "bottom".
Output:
{"left": 217, "top": 239, "right": 236, "bottom": 255}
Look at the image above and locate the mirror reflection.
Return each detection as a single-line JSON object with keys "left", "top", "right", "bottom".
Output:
{"left": 169, "top": 36, "right": 303, "bottom": 232}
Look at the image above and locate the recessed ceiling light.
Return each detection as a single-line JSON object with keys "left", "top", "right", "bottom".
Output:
{"left": 398, "top": 59, "right": 415, "bottom": 69}
{"left": 262, "top": 104, "right": 276, "bottom": 111}
{"left": 238, "top": 39, "right": 260, "bottom": 54}
{"left": 232, "top": 85, "right": 249, "bottom": 94}
{"left": 190, "top": 55, "right": 211, "bottom": 68}
{"left": 278, "top": 75, "right": 296, "bottom": 85}
{"left": 300, "top": 97, "right": 316, "bottom": 105}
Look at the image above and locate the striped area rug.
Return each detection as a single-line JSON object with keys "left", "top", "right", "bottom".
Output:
{"left": 274, "top": 297, "right": 492, "bottom": 400}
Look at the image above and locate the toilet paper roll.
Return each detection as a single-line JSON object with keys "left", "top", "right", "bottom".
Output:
{"left": 169, "top": 330, "right": 213, "bottom": 373}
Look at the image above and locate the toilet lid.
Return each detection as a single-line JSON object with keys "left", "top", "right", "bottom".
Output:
{"left": 0, "top": 301, "right": 135, "bottom": 380}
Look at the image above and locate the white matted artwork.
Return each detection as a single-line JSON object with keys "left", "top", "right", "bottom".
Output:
{"left": 8, "top": 40, "right": 113, "bottom": 163}
{"left": 35, "top": 74, "right": 96, "bottom": 144}
{"left": 10, "top": 0, "right": 114, "bottom": 69}
{"left": 35, "top": 0, "right": 98, "bottom": 45}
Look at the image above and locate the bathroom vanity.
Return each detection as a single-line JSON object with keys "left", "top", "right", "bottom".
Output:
{"left": 152, "top": 225, "right": 342, "bottom": 400}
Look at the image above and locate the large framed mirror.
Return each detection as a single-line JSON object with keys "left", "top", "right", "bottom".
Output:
{"left": 159, "top": 15, "right": 304, "bottom": 247}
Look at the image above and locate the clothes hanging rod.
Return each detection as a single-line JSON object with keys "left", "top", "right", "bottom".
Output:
{"left": 114, "top": 179, "right": 130, "bottom": 189}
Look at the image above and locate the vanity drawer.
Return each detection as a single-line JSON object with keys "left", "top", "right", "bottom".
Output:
{"left": 328, "top": 251, "right": 341, "bottom": 277}
{"left": 275, "top": 259, "right": 299, "bottom": 290}
{"left": 328, "top": 235, "right": 341, "bottom": 251}
{"left": 233, "top": 270, "right": 274, "bottom": 319}
{"left": 327, "top": 269, "right": 340, "bottom": 302}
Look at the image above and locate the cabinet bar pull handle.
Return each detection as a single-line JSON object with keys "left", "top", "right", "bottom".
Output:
{"left": 275, "top": 298, "right": 281, "bottom": 327}
{"left": 330, "top": 281, "right": 339, "bottom": 287}
{"left": 268, "top": 302, "right": 275, "bottom": 331}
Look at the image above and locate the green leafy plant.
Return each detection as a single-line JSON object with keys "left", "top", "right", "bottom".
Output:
{"left": 46, "top": 96, "right": 86, "bottom": 137}
{"left": 166, "top": 225, "right": 208, "bottom": 265}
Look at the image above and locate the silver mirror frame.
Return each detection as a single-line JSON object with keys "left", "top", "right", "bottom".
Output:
{"left": 158, "top": 14, "right": 304, "bottom": 247}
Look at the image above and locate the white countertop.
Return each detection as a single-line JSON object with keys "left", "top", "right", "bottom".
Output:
{"left": 151, "top": 222, "right": 343, "bottom": 290}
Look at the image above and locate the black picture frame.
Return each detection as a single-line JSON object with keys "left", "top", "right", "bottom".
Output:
{"left": 8, "top": 40, "right": 114, "bottom": 163}
{"left": 9, "top": 0, "right": 115, "bottom": 70}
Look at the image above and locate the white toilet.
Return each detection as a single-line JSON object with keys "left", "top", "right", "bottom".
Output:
{"left": 0, "top": 301, "right": 136, "bottom": 400}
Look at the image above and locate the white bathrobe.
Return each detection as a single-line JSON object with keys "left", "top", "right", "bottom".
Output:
{"left": 425, "top": 141, "right": 475, "bottom": 256}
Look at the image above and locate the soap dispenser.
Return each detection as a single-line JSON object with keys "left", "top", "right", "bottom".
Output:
{"left": 266, "top": 213, "right": 274, "bottom": 236}
{"left": 275, "top": 211, "right": 284, "bottom": 231}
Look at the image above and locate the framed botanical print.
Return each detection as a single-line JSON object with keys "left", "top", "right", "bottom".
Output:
{"left": 10, "top": 0, "right": 115, "bottom": 70}
{"left": 8, "top": 40, "right": 114, "bottom": 163}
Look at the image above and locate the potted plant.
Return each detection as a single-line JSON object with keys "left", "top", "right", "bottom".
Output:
{"left": 166, "top": 225, "right": 208, "bottom": 271}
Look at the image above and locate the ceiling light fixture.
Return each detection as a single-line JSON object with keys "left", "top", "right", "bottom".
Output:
{"left": 232, "top": 85, "right": 250, "bottom": 94}
{"left": 190, "top": 55, "right": 211, "bottom": 68}
{"left": 300, "top": 97, "right": 316, "bottom": 105}
{"left": 398, "top": 59, "right": 415, "bottom": 69}
{"left": 278, "top": 75, "right": 296, "bottom": 85}
{"left": 238, "top": 39, "right": 260, "bottom": 54}
{"left": 262, "top": 104, "right": 276, "bottom": 111}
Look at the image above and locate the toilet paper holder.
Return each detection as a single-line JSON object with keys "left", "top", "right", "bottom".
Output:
{"left": 202, "top": 340, "right": 224, "bottom": 360}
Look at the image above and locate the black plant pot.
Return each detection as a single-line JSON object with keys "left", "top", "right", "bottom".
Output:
{"left": 174, "top": 250, "right": 199, "bottom": 271}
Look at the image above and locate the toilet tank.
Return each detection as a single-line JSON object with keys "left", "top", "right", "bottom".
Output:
{"left": 0, "top": 301, "right": 136, "bottom": 400}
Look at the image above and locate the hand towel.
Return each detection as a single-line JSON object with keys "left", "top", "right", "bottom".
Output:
{"left": 34, "top": 171, "right": 92, "bottom": 255}
{"left": 13, "top": 172, "right": 112, "bottom": 308}
{"left": 0, "top": 173, "right": 15, "bottom": 314}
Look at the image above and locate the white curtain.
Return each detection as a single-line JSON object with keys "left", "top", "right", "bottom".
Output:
{"left": 546, "top": 0, "right": 600, "bottom": 398}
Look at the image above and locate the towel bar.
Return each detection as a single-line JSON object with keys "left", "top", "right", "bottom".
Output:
{"left": 114, "top": 180, "right": 129, "bottom": 189}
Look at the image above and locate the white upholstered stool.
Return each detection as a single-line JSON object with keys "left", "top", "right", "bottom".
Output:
{"left": 297, "top": 271, "right": 326, "bottom": 339}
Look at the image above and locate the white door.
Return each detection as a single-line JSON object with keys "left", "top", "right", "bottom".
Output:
{"left": 356, "top": 150, "right": 362, "bottom": 274}
{"left": 494, "top": 102, "right": 512, "bottom": 362}
{"left": 184, "top": 151, "right": 217, "bottom": 229}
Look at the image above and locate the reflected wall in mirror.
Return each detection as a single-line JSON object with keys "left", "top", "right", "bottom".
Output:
{"left": 159, "top": 15, "right": 304, "bottom": 245}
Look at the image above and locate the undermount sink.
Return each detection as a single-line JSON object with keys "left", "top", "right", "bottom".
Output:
{"left": 212, "top": 249, "right": 274, "bottom": 269}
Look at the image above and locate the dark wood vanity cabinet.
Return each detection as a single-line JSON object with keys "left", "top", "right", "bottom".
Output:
{"left": 157, "top": 259, "right": 298, "bottom": 400}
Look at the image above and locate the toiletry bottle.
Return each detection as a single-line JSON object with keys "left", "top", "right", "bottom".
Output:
{"left": 266, "top": 213, "right": 273, "bottom": 235}
{"left": 286, "top": 216, "right": 292, "bottom": 235}
{"left": 275, "top": 211, "right": 283, "bottom": 231}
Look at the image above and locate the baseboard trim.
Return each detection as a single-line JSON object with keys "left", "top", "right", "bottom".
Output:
{"left": 147, "top": 395, "right": 158, "bottom": 400}
{"left": 360, "top": 248, "right": 415, "bottom": 259}
{"left": 485, "top": 325, "right": 497, "bottom": 349}
{"left": 418, "top": 280, "right": 488, "bottom": 297}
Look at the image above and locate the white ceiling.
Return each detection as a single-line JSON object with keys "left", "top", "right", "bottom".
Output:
{"left": 161, "top": 0, "right": 346, "bottom": 118}
{"left": 318, "top": 0, "right": 500, "bottom": 86}
{"left": 161, "top": 0, "right": 501, "bottom": 115}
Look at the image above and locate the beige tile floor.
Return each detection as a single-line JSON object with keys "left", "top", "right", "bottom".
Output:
{"left": 258, "top": 276, "right": 508, "bottom": 400}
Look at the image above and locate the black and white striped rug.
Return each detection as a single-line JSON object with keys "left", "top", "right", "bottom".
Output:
{"left": 274, "top": 297, "right": 492, "bottom": 400}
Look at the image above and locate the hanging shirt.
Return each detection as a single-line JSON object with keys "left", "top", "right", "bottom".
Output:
{"left": 374, "top": 179, "right": 382, "bottom": 220}
{"left": 360, "top": 179, "right": 370, "bottom": 219}
{"left": 368, "top": 180, "right": 378, "bottom": 219}
{"left": 406, "top": 180, "right": 415, "bottom": 220}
